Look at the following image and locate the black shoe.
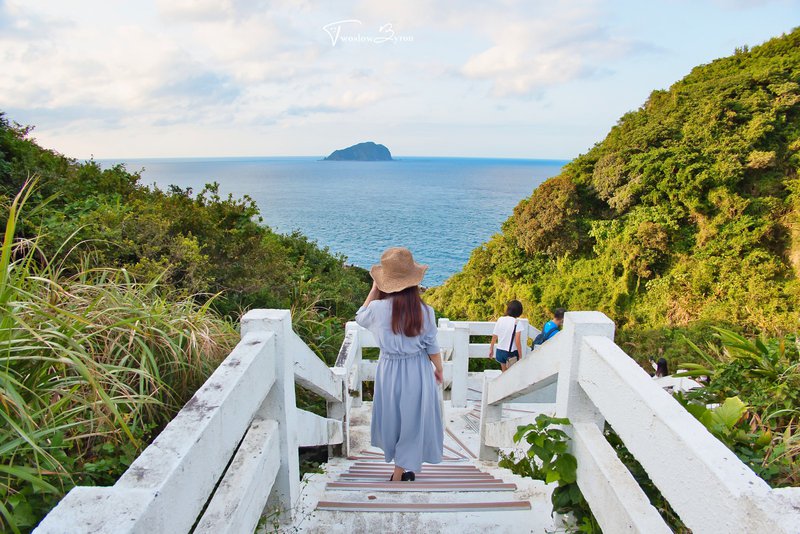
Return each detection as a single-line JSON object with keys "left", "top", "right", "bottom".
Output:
{"left": 401, "top": 471, "right": 415, "bottom": 481}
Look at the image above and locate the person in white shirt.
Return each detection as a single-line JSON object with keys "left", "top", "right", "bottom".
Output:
{"left": 488, "top": 300, "right": 524, "bottom": 372}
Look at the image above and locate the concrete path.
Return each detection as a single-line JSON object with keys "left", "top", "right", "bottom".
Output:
{"left": 274, "top": 373, "right": 556, "bottom": 533}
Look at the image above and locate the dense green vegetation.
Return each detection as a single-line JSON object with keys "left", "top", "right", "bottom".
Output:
{"left": 432, "top": 28, "right": 800, "bottom": 511}
{"left": 0, "top": 116, "right": 369, "bottom": 324}
{"left": 0, "top": 187, "right": 236, "bottom": 532}
{"left": 427, "top": 28, "right": 800, "bottom": 364}
{"left": 0, "top": 115, "right": 369, "bottom": 531}
{"left": 678, "top": 328, "right": 799, "bottom": 486}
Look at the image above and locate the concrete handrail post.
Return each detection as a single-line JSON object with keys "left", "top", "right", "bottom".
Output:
{"left": 478, "top": 370, "right": 503, "bottom": 460}
{"left": 241, "top": 310, "right": 300, "bottom": 522}
{"left": 351, "top": 324, "right": 363, "bottom": 409}
{"left": 555, "top": 311, "right": 615, "bottom": 428}
{"left": 451, "top": 323, "right": 470, "bottom": 408}
{"left": 328, "top": 366, "right": 348, "bottom": 458}
{"left": 329, "top": 322, "right": 361, "bottom": 457}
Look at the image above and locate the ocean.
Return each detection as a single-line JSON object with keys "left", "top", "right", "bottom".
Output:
{"left": 100, "top": 156, "right": 567, "bottom": 286}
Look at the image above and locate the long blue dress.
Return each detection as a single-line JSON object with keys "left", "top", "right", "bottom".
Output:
{"left": 355, "top": 299, "right": 444, "bottom": 472}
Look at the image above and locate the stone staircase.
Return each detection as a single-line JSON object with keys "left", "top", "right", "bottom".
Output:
{"left": 284, "top": 385, "right": 556, "bottom": 533}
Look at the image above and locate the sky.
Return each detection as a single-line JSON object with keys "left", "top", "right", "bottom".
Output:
{"left": 1, "top": 0, "right": 798, "bottom": 159}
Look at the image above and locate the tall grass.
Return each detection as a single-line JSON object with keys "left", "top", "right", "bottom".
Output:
{"left": 0, "top": 182, "right": 237, "bottom": 532}
{"left": 678, "top": 327, "right": 800, "bottom": 486}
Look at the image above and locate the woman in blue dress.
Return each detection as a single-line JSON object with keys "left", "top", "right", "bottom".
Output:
{"left": 355, "top": 247, "right": 445, "bottom": 482}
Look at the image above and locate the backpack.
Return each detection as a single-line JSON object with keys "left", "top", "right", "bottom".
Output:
{"left": 533, "top": 321, "right": 559, "bottom": 345}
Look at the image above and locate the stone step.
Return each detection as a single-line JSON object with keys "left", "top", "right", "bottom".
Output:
{"left": 340, "top": 467, "right": 493, "bottom": 474}
{"left": 326, "top": 481, "right": 517, "bottom": 492}
{"left": 339, "top": 473, "right": 497, "bottom": 482}
{"left": 346, "top": 455, "right": 466, "bottom": 462}
{"left": 343, "top": 468, "right": 492, "bottom": 476}
{"left": 341, "top": 464, "right": 492, "bottom": 474}
{"left": 337, "top": 479, "right": 500, "bottom": 486}
{"left": 315, "top": 500, "right": 532, "bottom": 513}
{"left": 284, "top": 399, "right": 557, "bottom": 534}
{"left": 349, "top": 462, "right": 482, "bottom": 470}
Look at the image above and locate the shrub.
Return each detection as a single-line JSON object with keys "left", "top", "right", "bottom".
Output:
{"left": 0, "top": 183, "right": 237, "bottom": 532}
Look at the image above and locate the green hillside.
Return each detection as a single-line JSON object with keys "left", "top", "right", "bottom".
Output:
{"left": 0, "top": 115, "right": 369, "bottom": 531}
{"left": 427, "top": 28, "right": 800, "bottom": 361}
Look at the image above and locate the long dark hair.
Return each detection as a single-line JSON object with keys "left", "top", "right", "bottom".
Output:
{"left": 378, "top": 286, "right": 424, "bottom": 337}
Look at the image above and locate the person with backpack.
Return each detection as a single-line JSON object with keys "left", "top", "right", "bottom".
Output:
{"left": 533, "top": 308, "right": 565, "bottom": 346}
{"left": 488, "top": 300, "right": 524, "bottom": 372}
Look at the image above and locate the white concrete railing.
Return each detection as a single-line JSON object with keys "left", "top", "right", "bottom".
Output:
{"left": 35, "top": 309, "right": 345, "bottom": 534}
{"left": 478, "top": 311, "right": 800, "bottom": 534}
{"left": 45, "top": 307, "right": 797, "bottom": 533}
{"left": 35, "top": 309, "right": 524, "bottom": 533}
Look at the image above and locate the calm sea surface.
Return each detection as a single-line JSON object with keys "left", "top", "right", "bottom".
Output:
{"left": 99, "top": 157, "right": 567, "bottom": 286}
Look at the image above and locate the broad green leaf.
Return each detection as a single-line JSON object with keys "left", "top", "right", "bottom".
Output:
{"left": 555, "top": 454, "right": 578, "bottom": 483}
{"left": 545, "top": 470, "right": 561, "bottom": 484}
{"left": 710, "top": 397, "right": 747, "bottom": 430}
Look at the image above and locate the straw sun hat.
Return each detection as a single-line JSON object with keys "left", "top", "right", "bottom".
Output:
{"left": 370, "top": 247, "right": 428, "bottom": 293}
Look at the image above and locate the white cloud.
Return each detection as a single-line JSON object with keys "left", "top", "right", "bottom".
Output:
{"left": 458, "top": 3, "right": 637, "bottom": 96}
{"left": 349, "top": 0, "right": 641, "bottom": 97}
{"left": 284, "top": 89, "right": 385, "bottom": 117}
{"left": 1, "top": 0, "right": 628, "bottom": 126}
{"left": 156, "top": 0, "right": 236, "bottom": 21}
{"left": 1, "top": 0, "right": 794, "bottom": 158}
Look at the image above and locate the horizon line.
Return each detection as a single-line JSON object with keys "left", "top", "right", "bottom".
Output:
{"left": 91, "top": 154, "right": 574, "bottom": 162}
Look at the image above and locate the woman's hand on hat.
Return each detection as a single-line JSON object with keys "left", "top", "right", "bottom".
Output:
{"left": 361, "top": 279, "right": 382, "bottom": 308}
{"left": 368, "top": 280, "right": 381, "bottom": 298}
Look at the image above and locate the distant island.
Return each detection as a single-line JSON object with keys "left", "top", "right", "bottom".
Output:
{"left": 324, "top": 142, "right": 393, "bottom": 161}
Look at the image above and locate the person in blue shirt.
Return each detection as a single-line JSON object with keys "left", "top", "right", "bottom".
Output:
{"left": 533, "top": 308, "right": 565, "bottom": 346}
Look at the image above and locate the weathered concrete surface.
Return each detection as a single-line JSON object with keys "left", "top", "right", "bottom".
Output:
{"left": 478, "top": 370, "right": 503, "bottom": 460}
{"left": 486, "top": 334, "right": 563, "bottom": 405}
{"left": 572, "top": 422, "right": 670, "bottom": 533}
{"left": 245, "top": 310, "right": 300, "bottom": 522}
{"left": 296, "top": 408, "right": 343, "bottom": 447}
{"left": 578, "top": 335, "right": 784, "bottom": 534}
{"left": 195, "top": 419, "right": 280, "bottom": 534}
{"left": 451, "top": 323, "right": 469, "bottom": 407}
{"left": 291, "top": 330, "right": 342, "bottom": 403}
{"left": 35, "top": 329, "right": 277, "bottom": 533}
{"left": 281, "top": 400, "right": 556, "bottom": 534}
